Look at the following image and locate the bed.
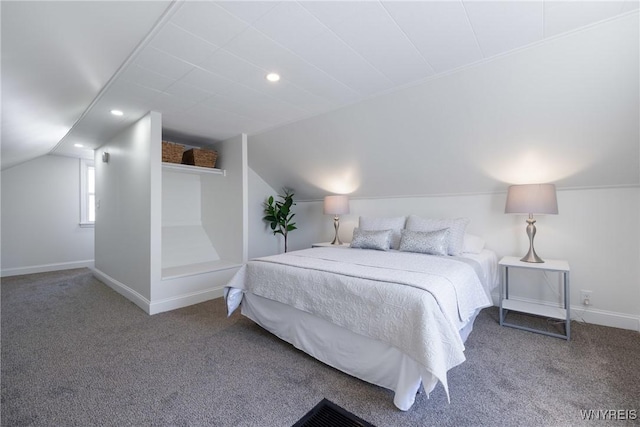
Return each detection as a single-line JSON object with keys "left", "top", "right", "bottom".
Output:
{"left": 225, "top": 234, "right": 498, "bottom": 410}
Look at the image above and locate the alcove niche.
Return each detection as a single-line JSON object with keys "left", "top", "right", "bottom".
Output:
{"left": 162, "top": 164, "right": 234, "bottom": 278}
{"left": 94, "top": 112, "right": 247, "bottom": 315}
{"left": 156, "top": 132, "right": 248, "bottom": 312}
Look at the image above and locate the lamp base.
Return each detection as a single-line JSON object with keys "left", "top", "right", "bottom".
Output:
{"left": 331, "top": 215, "right": 342, "bottom": 245}
{"left": 521, "top": 217, "right": 545, "bottom": 263}
{"left": 520, "top": 249, "right": 544, "bottom": 263}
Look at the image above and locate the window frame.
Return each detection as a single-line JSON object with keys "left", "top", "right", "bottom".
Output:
{"left": 80, "top": 158, "right": 95, "bottom": 227}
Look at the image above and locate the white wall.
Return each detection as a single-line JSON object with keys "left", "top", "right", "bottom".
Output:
{"left": 288, "top": 187, "right": 640, "bottom": 331}
{"left": 1, "top": 155, "right": 94, "bottom": 276}
{"left": 202, "top": 134, "right": 247, "bottom": 264}
{"left": 247, "top": 167, "right": 281, "bottom": 258}
{"left": 94, "top": 112, "right": 160, "bottom": 301}
{"left": 162, "top": 170, "right": 221, "bottom": 269}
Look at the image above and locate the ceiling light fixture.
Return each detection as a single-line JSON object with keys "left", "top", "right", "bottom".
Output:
{"left": 74, "top": 143, "right": 84, "bottom": 148}
{"left": 110, "top": 109, "right": 124, "bottom": 116}
{"left": 266, "top": 73, "right": 280, "bottom": 82}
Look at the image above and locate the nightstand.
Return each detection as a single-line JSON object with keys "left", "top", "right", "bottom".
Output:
{"left": 499, "top": 256, "right": 571, "bottom": 340}
{"left": 312, "top": 242, "right": 351, "bottom": 248}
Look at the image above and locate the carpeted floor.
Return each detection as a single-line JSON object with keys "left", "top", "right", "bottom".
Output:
{"left": 1, "top": 268, "right": 639, "bottom": 426}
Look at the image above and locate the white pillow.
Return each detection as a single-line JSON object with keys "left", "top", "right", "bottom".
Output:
{"left": 398, "top": 229, "right": 449, "bottom": 256}
{"left": 405, "top": 215, "right": 470, "bottom": 256}
{"left": 358, "top": 216, "right": 406, "bottom": 250}
{"left": 350, "top": 228, "right": 392, "bottom": 251}
{"left": 463, "top": 233, "right": 485, "bottom": 254}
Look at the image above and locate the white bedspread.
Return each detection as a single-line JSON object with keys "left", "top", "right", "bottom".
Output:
{"left": 225, "top": 247, "right": 492, "bottom": 398}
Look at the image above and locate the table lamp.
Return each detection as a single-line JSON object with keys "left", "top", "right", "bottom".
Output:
{"left": 505, "top": 183, "right": 558, "bottom": 263}
{"left": 323, "top": 195, "right": 350, "bottom": 245}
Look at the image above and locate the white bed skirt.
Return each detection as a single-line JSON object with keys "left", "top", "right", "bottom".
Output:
{"left": 239, "top": 291, "right": 480, "bottom": 411}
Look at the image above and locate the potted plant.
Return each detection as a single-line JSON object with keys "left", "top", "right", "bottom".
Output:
{"left": 263, "top": 188, "right": 297, "bottom": 253}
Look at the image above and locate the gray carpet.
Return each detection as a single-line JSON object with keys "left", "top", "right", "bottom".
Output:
{"left": 2, "top": 268, "right": 639, "bottom": 426}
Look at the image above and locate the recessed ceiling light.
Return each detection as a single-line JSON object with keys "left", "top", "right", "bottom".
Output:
{"left": 266, "top": 73, "right": 280, "bottom": 82}
{"left": 110, "top": 109, "right": 123, "bottom": 116}
{"left": 74, "top": 143, "right": 84, "bottom": 148}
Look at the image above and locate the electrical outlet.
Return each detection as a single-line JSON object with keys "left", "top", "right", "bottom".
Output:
{"left": 581, "top": 290, "right": 593, "bottom": 306}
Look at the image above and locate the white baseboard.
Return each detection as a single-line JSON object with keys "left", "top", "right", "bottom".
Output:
{"left": 1, "top": 260, "right": 95, "bottom": 278}
{"left": 570, "top": 306, "right": 640, "bottom": 332}
{"left": 491, "top": 292, "right": 640, "bottom": 332}
{"left": 91, "top": 268, "right": 224, "bottom": 315}
{"left": 149, "top": 287, "right": 225, "bottom": 315}
{"left": 92, "top": 268, "right": 151, "bottom": 314}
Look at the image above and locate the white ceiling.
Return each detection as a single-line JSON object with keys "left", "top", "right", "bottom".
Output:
{"left": 2, "top": 0, "right": 638, "bottom": 170}
{"left": 1, "top": 1, "right": 173, "bottom": 169}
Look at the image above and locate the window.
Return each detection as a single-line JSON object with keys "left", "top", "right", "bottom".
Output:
{"left": 80, "top": 159, "right": 95, "bottom": 226}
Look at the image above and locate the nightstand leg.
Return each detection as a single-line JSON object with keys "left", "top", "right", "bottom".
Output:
{"left": 565, "top": 271, "right": 570, "bottom": 340}
{"left": 500, "top": 266, "right": 509, "bottom": 326}
{"left": 505, "top": 267, "right": 509, "bottom": 300}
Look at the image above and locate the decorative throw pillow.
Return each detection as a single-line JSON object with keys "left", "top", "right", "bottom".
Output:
{"left": 358, "top": 216, "right": 406, "bottom": 250}
{"left": 405, "top": 215, "right": 470, "bottom": 256}
{"left": 350, "top": 228, "right": 392, "bottom": 251}
{"left": 398, "top": 229, "right": 450, "bottom": 256}
{"left": 463, "top": 233, "right": 485, "bottom": 254}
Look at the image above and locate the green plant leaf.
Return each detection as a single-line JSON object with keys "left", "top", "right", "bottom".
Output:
{"left": 263, "top": 190, "right": 297, "bottom": 249}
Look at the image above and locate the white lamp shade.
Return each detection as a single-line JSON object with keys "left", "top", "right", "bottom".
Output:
{"left": 323, "top": 195, "right": 350, "bottom": 215}
{"left": 505, "top": 183, "right": 558, "bottom": 215}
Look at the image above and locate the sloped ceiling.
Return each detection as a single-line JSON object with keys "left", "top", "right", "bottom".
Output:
{"left": 248, "top": 12, "right": 639, "bottom": 200}
{"left": 1, "top": 1, "right": 638, "bottom": 177}
{"left": 1, "top": 1, "right": 173, "bottom": 169}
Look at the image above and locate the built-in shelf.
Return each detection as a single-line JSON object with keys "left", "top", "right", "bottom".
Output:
{"left": 162, "top": 162, "right": 224, "bottom": 175}
{"left": 162, "top": 260, "right": 242, "bottom": 280}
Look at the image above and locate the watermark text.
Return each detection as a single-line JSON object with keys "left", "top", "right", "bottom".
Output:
{"left": 580, "top": 409, "right": 637, "bottom": 421}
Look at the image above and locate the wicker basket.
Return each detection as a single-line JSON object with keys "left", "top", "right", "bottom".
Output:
{"left": 162, "top": 141, "right": 184, "bottom": 164}
{"left": 182, "top": 148, "right": 217, "bottom": 168}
